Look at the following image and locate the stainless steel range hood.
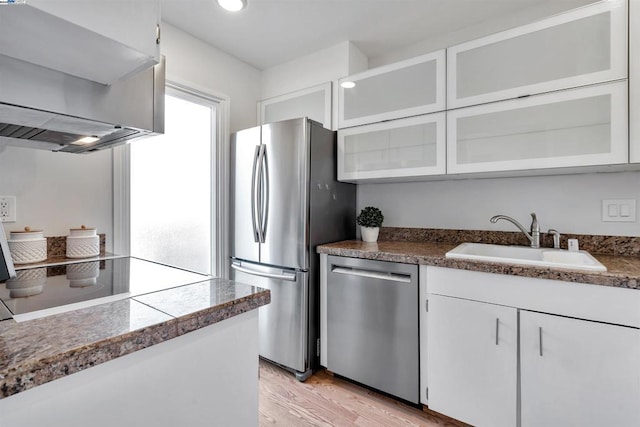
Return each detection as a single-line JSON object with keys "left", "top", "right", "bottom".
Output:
{"left": 0, "top": 54, "right": 164, "bottom": 154}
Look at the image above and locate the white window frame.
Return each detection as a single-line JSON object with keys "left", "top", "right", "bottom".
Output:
{"left": 113, "top": 80, "right": 231, "bottom": 278}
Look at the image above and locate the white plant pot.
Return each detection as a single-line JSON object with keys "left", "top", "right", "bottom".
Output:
{"left": 360, "top": 226, "right": 380, "bottom": 243}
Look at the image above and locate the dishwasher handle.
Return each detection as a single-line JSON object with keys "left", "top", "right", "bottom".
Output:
{"left": 331, "top": 266, "right": 411, "bottom": 283}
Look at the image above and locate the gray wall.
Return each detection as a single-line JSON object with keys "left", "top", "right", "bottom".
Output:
{"left": 0, "top": 147, "right": 113, "bottom": 246}
{"left": 358, "top": 171, "right": 640, "bottom": 236}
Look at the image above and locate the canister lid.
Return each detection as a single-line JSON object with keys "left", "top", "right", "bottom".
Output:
{"left": 11, "top": 226, "right": 43, "bottom": 234}
{"left": 68, "top": 225, "right": 98, "bottom": 238}
{"left": 10, "top": 227, "right": 45, "bottom": 240}
{"left": 70, "top": 225, "right": 96, "bottom": 231}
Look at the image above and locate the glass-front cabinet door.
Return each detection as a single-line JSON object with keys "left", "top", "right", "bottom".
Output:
{"left": 258, "top": 82, "right": 332, "bottom": 129}
{"left": 338, "top": 50, "right": 445, "bottom": 128}
{"left": 447, "top": 81, "right": 628, "bottom": 174}
{"left": 630, "top": 0, "right": 640, "bottom": 163}
{"left": 447, "top": 0, "right": 627, "bottom": 109}
{"left": 338, "top": 113, "right": 445, "bottom": 182}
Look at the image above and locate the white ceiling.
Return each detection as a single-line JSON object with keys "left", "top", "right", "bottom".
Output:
{"left": 160, "top": 0, "right": 596, "bottom": 70}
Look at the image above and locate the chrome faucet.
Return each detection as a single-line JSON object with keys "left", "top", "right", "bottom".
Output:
{"left": 547, "top": 229, "right": 561, "bottom": 249}
{"left": 490, "top": 213, "right": 540, "bottom": 248}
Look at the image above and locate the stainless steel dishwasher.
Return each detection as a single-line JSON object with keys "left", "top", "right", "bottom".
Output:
{"left": 326, "top": 255, "right": 419, "bottom": 404}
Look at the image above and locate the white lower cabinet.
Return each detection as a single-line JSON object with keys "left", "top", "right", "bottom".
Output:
{"left": 426, "top": 266, "right": 640, "bottom": 427}
{"left": 427, "top": 294, "right": 517, "bottom": 427}
{"left": 520, "top": 311, "right": 640, "bottom": 427}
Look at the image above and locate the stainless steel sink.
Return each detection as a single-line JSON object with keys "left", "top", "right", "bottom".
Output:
{"left": 446, "top": 242, "right": 607, "bottom": 272}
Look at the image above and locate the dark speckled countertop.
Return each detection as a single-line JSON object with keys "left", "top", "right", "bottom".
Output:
{"left": 317, "top": 227, "right": 640, "bottom": 290}
{"left": 0, "top": 276, "right": 270, "bottom": 399}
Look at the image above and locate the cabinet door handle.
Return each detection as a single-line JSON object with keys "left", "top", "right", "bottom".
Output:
{"left": 495, "top": 318, "right": 499, "bottom": 345}
{"left": 539, "top": 326, "right": 543, "bottom": 357}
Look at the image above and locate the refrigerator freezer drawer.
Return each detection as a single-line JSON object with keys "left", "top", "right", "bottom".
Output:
{"left": 231, "top": 260, "right": 309, "bottom": 375}
{"left": 326, "top": 255, "right": 419, "bottom": 403}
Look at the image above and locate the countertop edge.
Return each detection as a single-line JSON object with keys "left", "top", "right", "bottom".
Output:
{"left": 0, "top": 288, "right": 270, "bottom": 399}
{"left": 318, "top": 241, "right": 640, "bottom": 290}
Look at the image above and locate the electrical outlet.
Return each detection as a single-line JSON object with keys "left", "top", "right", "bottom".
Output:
{"left": 0, "top": 196, "right": 16, "bottom": 222}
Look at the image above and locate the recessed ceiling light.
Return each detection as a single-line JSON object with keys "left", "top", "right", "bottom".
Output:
{"left": 217, "top": 0, "right": 246, "bottom": 12}
{"left": 341, "top": 81, "right": 356, "bottom": 89}
{"left": 74, "top": 136, "right": 100, "bottom": 145}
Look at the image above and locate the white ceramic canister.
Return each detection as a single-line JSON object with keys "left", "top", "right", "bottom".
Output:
{"left": 7, "top": 227, "right": 47, "bottom": 264}
{"left": 6, "top": 267, "right": 46, "bottom": 298}
{"left": 66, "top": 261, "right": 100, "bottom": 287}
{"left": 66, "top": 225, "right": 100, "bottom": 259}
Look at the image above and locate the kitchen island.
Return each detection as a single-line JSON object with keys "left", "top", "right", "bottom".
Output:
{"left": 0, "top": 265, "right": 270, "bottom": 427}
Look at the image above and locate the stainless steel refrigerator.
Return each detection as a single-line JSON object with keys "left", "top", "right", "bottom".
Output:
{"left": 230, "top": 118, "right": 355, "bottom": 381}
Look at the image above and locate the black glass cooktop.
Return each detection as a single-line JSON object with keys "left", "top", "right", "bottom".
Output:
{"left": 0, "top": 257, "right": 210, "bottom": 321}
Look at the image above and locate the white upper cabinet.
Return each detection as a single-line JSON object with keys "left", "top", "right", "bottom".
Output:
{"left": 0, "top": 0, "right": 161, "bottom": 84}
{"left": 630, "top": 0, "right": 640, "bottom": 163}
{"left": 258, "top": 83, "right": 332, "bottom": 129}
{"left": 338, "top": 113, "right": 446, "bottom": 182}
{"left": 338, "top": 50, "right": 445, "bottom": 128}
{"left": 447, "top": 0, "right": 627, "bottom": 109}
{"left": 447, "top": 81, "right": 628, "bottom": 174}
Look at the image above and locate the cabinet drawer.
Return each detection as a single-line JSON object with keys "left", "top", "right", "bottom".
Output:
{"left": 427, "top": 266, "right": 640, "bottom": 328}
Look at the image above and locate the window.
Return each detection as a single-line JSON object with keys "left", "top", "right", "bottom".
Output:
{"left": 129, "top": 88, "right": 218, "bottom": 274}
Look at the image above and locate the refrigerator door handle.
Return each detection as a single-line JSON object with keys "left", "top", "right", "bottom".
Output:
{"left": 255, "top": 144, "right": 267, "bottom": 243}
{"left": 231, "top": 262, "right": 297, "bottom": 282}
{"left": 250, "top": 145, "right": 261, "bottom": 242}
{"left": 261, "top": 148, "right": 270, "bottom": 241}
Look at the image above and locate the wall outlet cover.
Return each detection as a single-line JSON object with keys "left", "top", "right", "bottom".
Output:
{"left": 0, "top": 196, "right": 16, "bottom": 223}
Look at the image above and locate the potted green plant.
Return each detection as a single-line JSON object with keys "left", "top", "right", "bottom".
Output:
{"left": 356, "top": 206, "right": 384, "bottom": 242}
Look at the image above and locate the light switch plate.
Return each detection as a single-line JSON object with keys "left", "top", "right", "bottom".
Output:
{"left": 602, "top": 199, "right": 636, "bottom": 222}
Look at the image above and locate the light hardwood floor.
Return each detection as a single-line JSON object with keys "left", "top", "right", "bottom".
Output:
{"left": 259, "top": 360, "right": 466, "bottom": 427}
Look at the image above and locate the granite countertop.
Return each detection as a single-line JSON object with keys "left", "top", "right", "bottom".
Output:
{"left": 318, "top": 239, "right": 640, "bottom": 290}
{"left": 0, "top": 277, "right": 270, "bottom": 399}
